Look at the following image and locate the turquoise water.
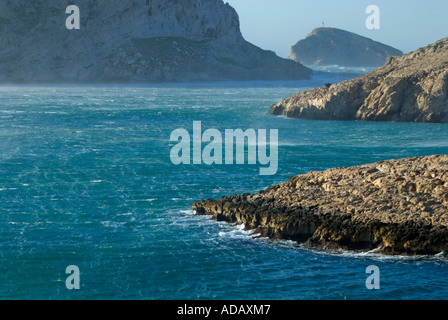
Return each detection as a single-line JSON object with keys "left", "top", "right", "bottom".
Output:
{"left": 1, "top": 72, "right": 448, "bottom": 300}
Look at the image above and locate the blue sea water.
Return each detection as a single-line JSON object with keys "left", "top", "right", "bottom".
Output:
{"left": 1, "top": 70, "right": 448, "bottom": 300}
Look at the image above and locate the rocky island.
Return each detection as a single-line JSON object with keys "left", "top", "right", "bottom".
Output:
{"left": 0, "top": 0, "right": 312, "bottom": 82}
{"left": 290, "top": 27, "right": 403, "bottom": 67}
{"left": 193, "top": 155, "right": 448, "bottom": 255}
{"left": 271, "top": 36, "right": 448, "bottom": 123}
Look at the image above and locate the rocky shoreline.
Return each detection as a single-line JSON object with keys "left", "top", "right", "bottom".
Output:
{"left": 193, "top": 155, "right": 448, "bottom": 255}
{"left": 271, "top": 37, "right": 448, "bottom": 123}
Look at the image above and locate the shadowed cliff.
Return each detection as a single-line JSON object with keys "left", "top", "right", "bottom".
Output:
{"left": 0, "top": 0, "right": 312, "bottom": 82}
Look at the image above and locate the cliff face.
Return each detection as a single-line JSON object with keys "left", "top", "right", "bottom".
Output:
{"left": 0, "top": 0, "right": 312, "bottom": 82}
{"left": 193, "top": 155, "right": 448, "bottom": 255}
{"left": 290, "top": 28, "right": 403, "bottom": 67}
{"left": 271, "top": 37, "right": 448, "bottom": 123}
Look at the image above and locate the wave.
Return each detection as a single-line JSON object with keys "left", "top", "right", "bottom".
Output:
{"left": 411, "top": 140, "right": 448, "bottom": 148}
{"left": 282, "top": 243, "right": 448, "bottom": 263}
{"left": 218, "top": 223, "right": 261, "bottom": 239}
{"left": 310, "top": 65, "right": 377, "bottom": 74}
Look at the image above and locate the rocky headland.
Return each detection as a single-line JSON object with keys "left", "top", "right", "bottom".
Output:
{"left": 290, "top": 27, "right": 403, "bottom": 67}
{"left": 271, "top": 37, "right": 448, "bottom": 123}
{"left": 0, "top": 0, "right": 312, "bottom": 82}
{"left": 193, "top": 155, "right": 448, "bottom": 255}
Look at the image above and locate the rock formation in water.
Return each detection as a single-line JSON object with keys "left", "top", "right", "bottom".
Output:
{"left": 0, "top": 0, "right": 312, "bottom": 82}
{"left": 193, "top": 155, "right": 448, "bottom": 255}
{"left": 271, "top": 36, "right": 448, "bottom": 123}
{"left": 290, "top": 27, "right": 403, "bottom": 67}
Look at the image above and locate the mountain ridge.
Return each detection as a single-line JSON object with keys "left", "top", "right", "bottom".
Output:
{"left": 0, "top": 0, "right": 312, "bottom": 82}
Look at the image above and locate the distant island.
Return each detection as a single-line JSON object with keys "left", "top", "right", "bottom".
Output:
{"left": 290, "top": 27, "right": 403, "bottom": 67}
{"left": 272, "top": 36, "right": 448, "bottom": 123}
{"left": 0, "top": 0, "right": 312, "bottom": 83}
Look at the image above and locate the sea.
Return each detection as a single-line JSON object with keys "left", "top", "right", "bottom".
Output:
{"left": 1, "top": 67, "right": 448, "bottom": 300}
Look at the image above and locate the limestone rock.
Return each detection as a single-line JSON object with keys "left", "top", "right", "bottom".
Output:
{"left": 271, "top": 37, "right": 448, "bottom": 123}
{"left": 193, "top": 155, "right": 448, "bottom": 255}
{"left": 0, "top": 0, "right": 312, "bottom": 82}
{"left": 290, "top": 28, "right": 403, "bottom": 67}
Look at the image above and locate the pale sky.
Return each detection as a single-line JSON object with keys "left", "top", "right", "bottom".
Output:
{"left": 226, "top": 0, "right": 448, "bottom": 58}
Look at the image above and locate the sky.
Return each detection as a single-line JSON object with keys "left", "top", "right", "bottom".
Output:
{"left": 225, "top": 0, "right": 448, "bottom": 58}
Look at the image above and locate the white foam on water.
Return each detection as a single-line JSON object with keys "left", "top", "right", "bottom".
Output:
{"left": 179, "top": 210, "right": 195, "bottom": 215}
{"left": 101, "top": 221, "right": 126, "bottom": 228}
{"left": 217, "top": 223, "right": 262, "bottom": 240}
{"left": 129, "top": 199, "right": 156, "bottom": 203}
{"left": 300, "top": 245, "right": 445, "bottom": 263}
{"left": 117, "top": 212, "right": 133, "bottom": 216}
{"left": 183, "top": 207, "right": 448, "bottom": 263}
